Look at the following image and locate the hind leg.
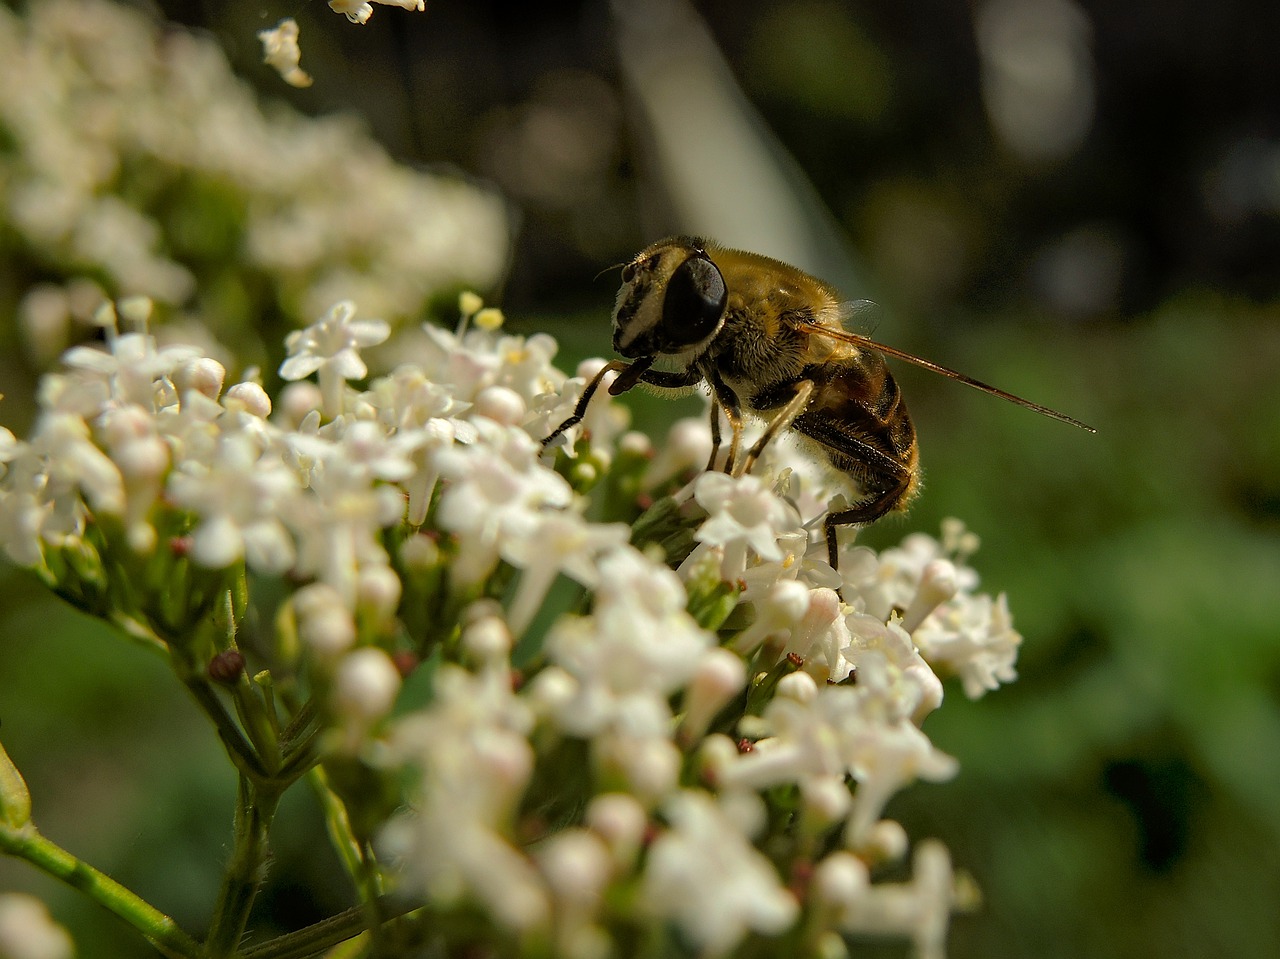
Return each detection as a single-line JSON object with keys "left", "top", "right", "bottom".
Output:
{"left": 822, "top": 472, "right": 914, "bottom": 569}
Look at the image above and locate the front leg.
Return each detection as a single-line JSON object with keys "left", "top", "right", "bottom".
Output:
{"left": 542, "top": 359, "right": 703, "bottom": 449}
{"left": 542, "top": 359, "right": 633, "bottom": 449}
{"left": 734, "top": 379, "right": 815, "bottom": 477}
{"left": 704, "top": 367, "right": 743, "bottom": 474}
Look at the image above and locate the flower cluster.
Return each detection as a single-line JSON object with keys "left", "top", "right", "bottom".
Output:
{"left": 0, "top": 0, "right": 507, "bottom": 367}
{"left": 0, "top": 285, "right": 1022, "bottom": 957}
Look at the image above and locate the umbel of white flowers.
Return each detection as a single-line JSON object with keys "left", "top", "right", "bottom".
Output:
{"left": 0, "top": 293, "right": 1021, "bottom": 959}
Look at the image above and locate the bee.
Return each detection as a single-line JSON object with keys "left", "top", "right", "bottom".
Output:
{"left": 544, "top": 236, "right": 1094, "bottom": 568}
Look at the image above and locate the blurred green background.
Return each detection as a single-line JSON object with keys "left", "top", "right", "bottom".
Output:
{"left": 3, "top": 1, "right": 1279, "bottom": 956}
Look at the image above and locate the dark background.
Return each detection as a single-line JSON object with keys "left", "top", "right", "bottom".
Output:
{"left": 3, "top": 1, "right": 1279, "bottom": 956}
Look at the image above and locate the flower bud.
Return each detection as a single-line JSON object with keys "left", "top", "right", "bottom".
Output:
{"left": 333, "top": 648, "right": 401, "bottom": 722}
{"left": 176, "top": 357, "right": 226, "bottom": 400}
{"left": 0, "top": 742, "right": 32, "bottom": 829}
{"left": 224, "top": 382, "right": 272, "bottom": 418}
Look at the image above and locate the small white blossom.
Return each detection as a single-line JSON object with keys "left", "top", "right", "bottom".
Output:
{"left": 678, "top": 647, "right": 747, "bottom": 744}
{"left": 682, "top": 471, "right": 803, "bottom": 582}
{"left": 434, "top": 420, "right": 572, "bottom": 585}
{"left": 718, "top": 675, "right": 957, "bottom": 845}
{"left": 388, "top": 662, "right": 546, "bottom": 932}
{"left": 168, "top": 432, "right": 298, "bottom": 572}
{"left": 833, "top": 840, "right": 955, "bottom": 959}
{"left": 540, "top": 547, "right": 712, "bottom": 740}
{"left": 293, "top": 583, "right": 357, "bottom": 657}
{"left": 329, "top": 0, "right": 373, "bottom": 23}
{"left": 535, "top": 829, "right": 613, "bottom": 959}
{"left": 643, "top": 416, "right": 713, "bottom": 489}
{"left": 585, "top": 793, "right": 647, "bottom": 871}
{"left": 280, "top": 301, "right": 390, "bottom": 418}
{"left": 499, "top": 510, "right": 629, "bottom": 635}
{"left": 914, "top": 591, "right": 1022, "bottom": 698}
{"left": 640, "top": 792, "right": 799, "bottom": 956}
{"left": 330, "top": 0, "right": 425, "bottom": 23}
{"left": 258, "top": 19, "right": 312, "bottom": 89}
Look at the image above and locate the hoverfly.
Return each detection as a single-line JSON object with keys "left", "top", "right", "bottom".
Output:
{"left": 544, "top": 236, "right": 1094, "bottom": 568}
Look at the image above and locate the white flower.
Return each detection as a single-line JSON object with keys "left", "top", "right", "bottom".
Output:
{"left": 433, "top": 419, "right": 572, "bottom": 585}
{"left": 730, "top": 579, "right": 812, "bottom": 654}
{"left": 329, "top": 0, "right": 373, "bottom": 23}
{"left": 717, "top": 675, "right": 957, "bottom": 846}
{"left": 841, "top": 526, "right": 979, "bottom": 622}
{"left": 678, "top": 647, "right": 747, "bottom": 744}
{"left": 831, "top": 840, "right": 955, "bottom": 959}
{"left": 499, "top": 510, "right": 630, "bottom": 635}
{"left": 100, "top": 403, "right": 168, "bottom": 552}
{"left": 284, "top": 449, "right": 404, "bottom": 608}
{"left": 167, "top": 432, "right": 298, "bottom": 572}
{"left": 258, "top": 19, "right": 312, "bottom": 88}
{"left": 843, "top": 613, "right": 944, "bottom": 724}
{"left": 643, "top": 416, "right": 714, "bottom": 489}
{"left": 682, "top": 471, "right": 803, "bottom": 582}
{"left": 528, "top": 358, "right": 629, "bottom": 456}
{"left": 914, "top": 591, "right": 1022, "bottom": 698}
{"left": 388, "top": 663, "right": 546, "bottom": 932}
{"left": 62, "top": 331, "right": 202, "bottom": 414}
{"left": 534, "top": 829, "right": 613, "bottom": 959}
{"left": 0, "top": 894, "right": 74, "bottom": 959}
{"left": 640, "top": 791, "right": 798, "bottom": 956}
{"left": 585, "top": 793, "right": 647, "bottom": 871}
{"left": 293, "top": 583, "right": 357, "bottom": 657}
{"left": 329, "top": 0, "right": 425, "bottom": 22}
{"left": 280, "top": 301, "right": 390, "bottom": 418}
{"left": 30, "top": 412, "right": 123, "bottom": 534}
{"left": 540, "top": 547, "right": 712, "bottom": 740}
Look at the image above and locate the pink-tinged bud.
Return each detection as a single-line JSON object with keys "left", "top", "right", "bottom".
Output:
{"left": 207, "top": 649, "right": 246, "bottom": 686}
{"left": 680, "top": 649, "right": 747, "bottom": 743}
{"left": 224, "top": 382, "right": 272, "bottom": 418}
{"left": 901, "top": 560, "right": 959, "bottom": 633}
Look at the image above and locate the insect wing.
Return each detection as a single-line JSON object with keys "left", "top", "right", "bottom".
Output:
{"left": 797, "top": 323, "right": 1096, "bottom": 432}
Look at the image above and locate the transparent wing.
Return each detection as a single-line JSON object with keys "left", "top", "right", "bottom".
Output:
{"left": 797, "top": 323, "right": 1096, "bottom": 432}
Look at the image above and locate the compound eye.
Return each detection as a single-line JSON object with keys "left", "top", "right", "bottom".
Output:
{"left": 621, "top": 262, "right": 637, "bottom": 283}
{"left": 661, "top": 254, "right": 726, "bottom": 347}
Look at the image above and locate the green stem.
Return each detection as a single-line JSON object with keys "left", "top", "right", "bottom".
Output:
{"left": 238, "top": 898, "right": 418, "bottom": 959}
{"left": 205, "top": 777, "right": 282, "bottom": 959}
{"left": 183, "top": 676, "right": 269, "bottom": 781}
{"left": 307, "top": 767, "right": 365, "bottom": 889}
{"left": 232, "top": 676, "right": 281, "bottom": 775}
{"left": 0, "top": 823, "right": 200, "bottom": 959}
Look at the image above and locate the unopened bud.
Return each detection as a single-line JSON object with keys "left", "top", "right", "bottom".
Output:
{"left": 0, "top": 741, "right": 32, "bottom": 829}
{"left": 207, "top": 649, "right": 246, "bottom": 686}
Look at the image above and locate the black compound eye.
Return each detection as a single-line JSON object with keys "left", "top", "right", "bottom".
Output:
{"left": 621, "top": 262, "right": 636, "bottom": 283}
{"left": 661, "top": 254, "right": 726, "bottom": 347}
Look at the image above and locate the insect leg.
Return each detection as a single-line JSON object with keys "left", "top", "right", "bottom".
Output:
{"left": 542, "top": 359, "right": 633, "bottom": 449}
{"left": 734, "top": 380, "right": 815, "bottom": 478}
{"left": 543, "top": 361, "right": 703, "bottom": 448}
{"left": 823, "top": 482, "right": 911, "bottom": 570}
{"left": 788, "top": 414, "right": 917, "bottom": 569}
{"left": 705, "top": 367, "right": 743, "bottom": 474}
{"left": 707, "top": 403, "right": 723, "bottom": 472}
